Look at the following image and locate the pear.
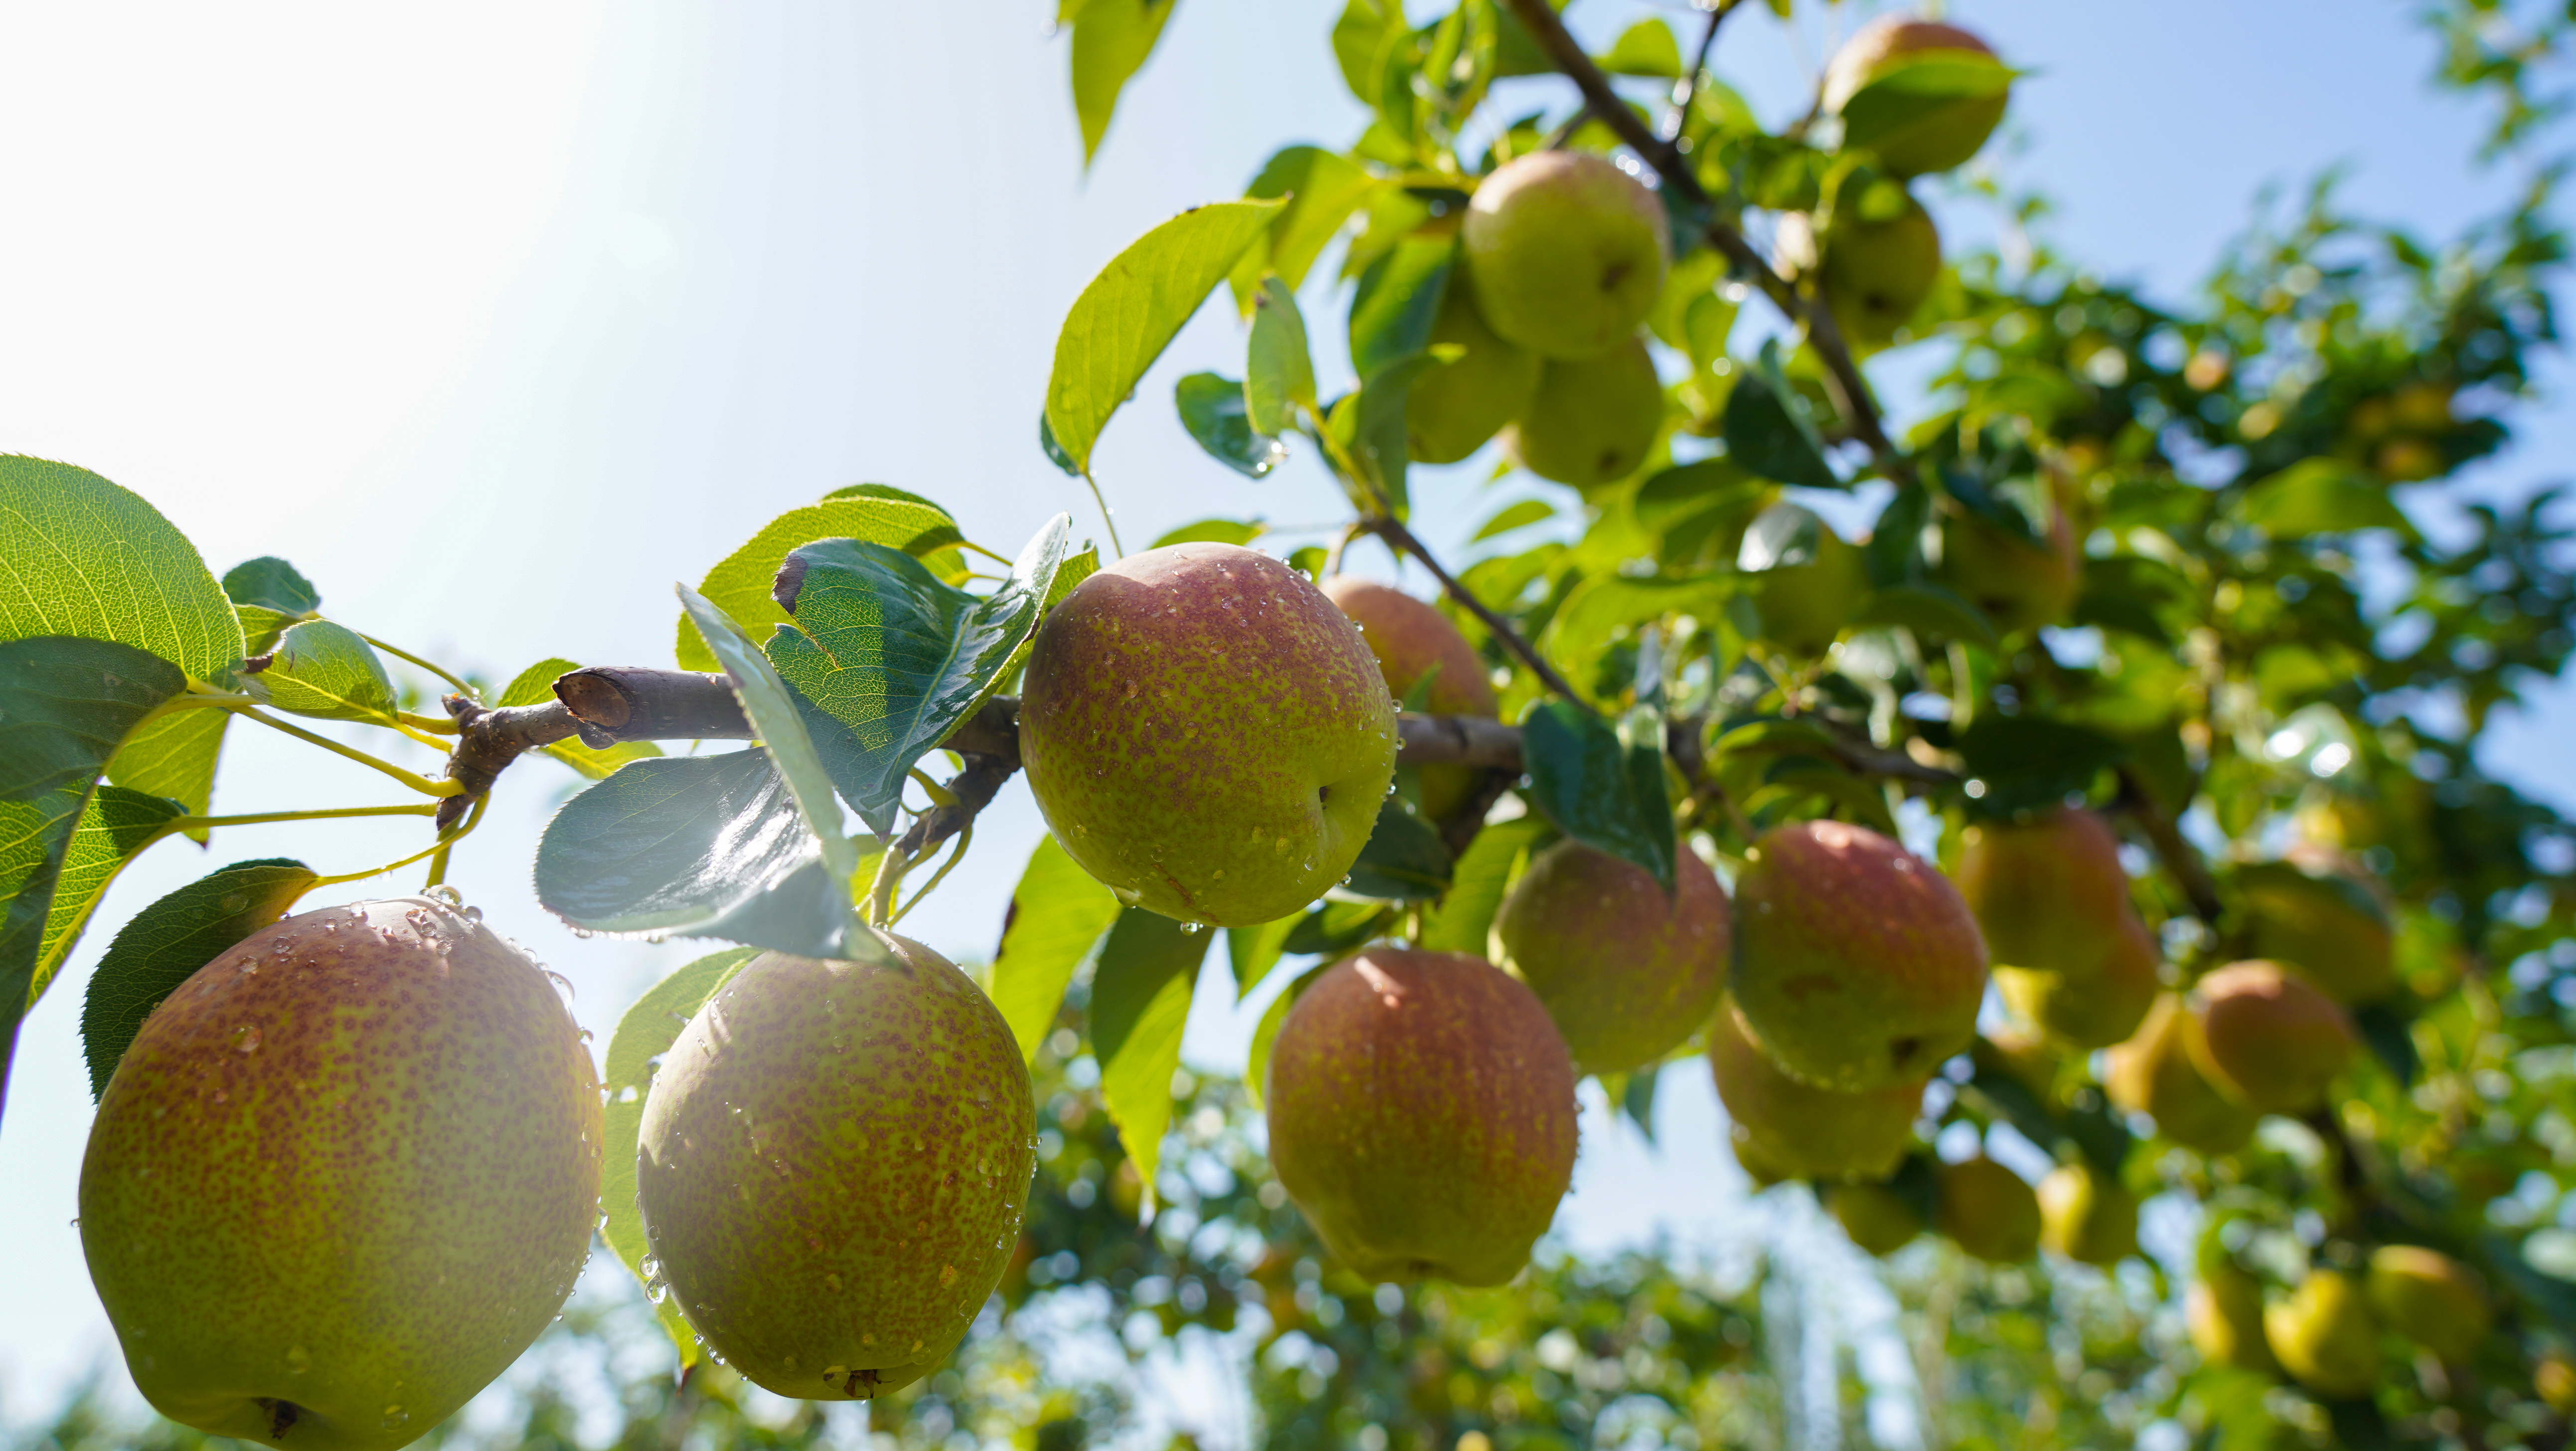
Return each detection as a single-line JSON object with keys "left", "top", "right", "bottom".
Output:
{"left": 80, "top": 898, "right": 602, "bottom": 1451}
{"left": 2103, "top": 993, "right": 2257, "bottom": 1155}
{"left": 1776, "top": 197, "right": 1942, "bottom": 348}
{"left": 1461, "top": 150, "right": 1670, "bottom": 359}
{"left": 1494, "top": 840, "right": 1732, "bottom": 1074}
{"left": 1938, "top": 500, "right": 2080, "bottom": 634}
{"left": 2189, "top": 1263, "right": 2281, "bottom": 1374}
{"left": 1707, "top": 1001, "right": 1924, "bottom": 1182}
{"left": 1829, "top": 1180, "right": 1925, "bottom": 1257}
{"left": 2540, "top": 1347, "right": 2576, "bottom": 1415}
{"left": 1738, "top": 503, "right": 1871, "bottom": 655}
{"left": 1406, "top": 273, "right": 1542, "bottom": 465}
{"left": 2365, "top": 1245, "right": 2490, "bottom": 1362}
{"left": 2037, "top": 1161, "right": 2137, "bottom": 1266}
{"left": 637, "top": 939, "right": 1034, "bottom": 1401}
{"left": 2265, "top": 1270, "right": 2382, "bottom": 1400}
{"left": 1320, "top": 576, "right": 1497, "bottom": 823}
{"left": 1958, "top": 808, "right": 2160, "bottom": 1048}
{"left": 1933, "top": 1156, "right": 2042, "bottom": 1263}
{"left": 1504, "top": 336, "right": 1664, "bottom": 491}
{"left": 1264, "top": 948, "right": 1579, "bottom": 1286}
{"left": 2188, "top": 961, "right": 2357, "bottom": 1115}
{"left": 1731, "top": 819, "right": 1989, "bottom": 1091}
{"left": 1018, "top": 543, "right": 1398, "bottom": 927}
{"left": 1821, "top": 16, "right": 2012, "bottom": 177}
{"left": 2242, "top": 847, "right": 2399, "bottom": 1005}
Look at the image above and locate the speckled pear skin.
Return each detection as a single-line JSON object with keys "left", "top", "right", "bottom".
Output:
{"left": 1731, "top": 820, "right": 1988, "bottom": 1091}
{"left": 1707, "top": 1002, "right": 1922, "bottom": 1183}
{"left": 1497, "top": 841, "right": 1732, "bottom": 1074}
{"left": 2187, "top": 960, "right": 2356, "bottom": 1114}
{"left": 79, "top": 897, "right": 602, "bottom": 1451}
{"left": 636, "top": 940, "right": 1033, "bottom": 1402}
{"left": 1265, "top": 948, "right": 1578, "bottom": 1287}
{"left": 1019, "top": 544, "right": 1398, "bottom": 927}
{"left": 1320, "top": 577, "right": 1497, "bottom": 823}
{"left": 2103, "top": 994, "right": 2256, "bottom": 1155}
{"left": 1963, "top": 808, "right": 2160, "bottom": 1047}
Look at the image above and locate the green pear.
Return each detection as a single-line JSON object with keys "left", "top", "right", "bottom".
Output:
{"left": 1828, "top": 1180, "right": 1925, "bottom": 1257}
{"left": 1777, "top": 197, "right": 1942, "bottom": 347}
{"left": 1265, "top": 947, "right": 1579, "bottom": 1286}
{"left": 2365, "top": 1245, "right": 2490, "bottom": 1362}
{"left": 1937, "top": 500, "right": 2080, "bottom": 634}
{"left": 1320, "top": 576, "right": 1497, "bottom": 823}
{"left": 2265, "top": 1270, "right": 2381, "bottom": 1400}
{"left": 2037, "top": 1161, "right": 2137, "bottom": 1267}
{"left": 1933, "top": 1156, "right": 2041, "bottom": 1263}
{"left": 637, "top": 938, "right": 1034, "bottom": 1401}
{"left": 1821, "top": 16, "right": 2011, "bottom": 177}
{"left": 1494, "top": 840, "right": 1733, "bottom": 1074}
{"left": 2188, "top": 1262, "right": 2280, "bottom": 1374}
{"left": 1504, "top": 336, "right": 1664, "bottom": 490}
{"left": 1019, "top": 543, "right": 1398, "bottom": 926}
{"left": 1461, "top": 150, "right": 1670, "bottom": 359}
{"left": 2103, "top": 994, "right": 2257, "bottom": 1155}
{"left": 80, "top": 897, "right": 603, "bottom": 1451}
{"left": 2243, "top": 847, "right": 2398, "bottom": 1004}
{"left": 2188, "top": 960, "right": 2357, "bottom": 1115}
{"left": 1707, "top": 1002, "right": 1923, "bottom": 1183}
{"left": 1958, "top": 808, "right": 2160, "bottom": 1048}
{"left": 1738, "top": 503, "right": 1871, "bottom": 655}
{"left": 1406, "top": 274, "right": 1542, "bottom": 465}
{"left": 1731, "top": 819, "right": 1989, "bottom": 1091}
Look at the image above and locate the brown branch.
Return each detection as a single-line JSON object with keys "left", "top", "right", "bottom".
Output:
{"left": 1360, "top": 514, "right": 1593, "bottom": 710}
{"left": 2113, "top": 763, "right": 2226, "bottom": 925}
{"left": 1492, "top": 0, "right": 1909, "bottom": 482}
{"left": 1396, "top": 712, "right": 1526, "bottom": 771}
{"left": 1664, "top": 0, "right": 1742, "bottom": 142}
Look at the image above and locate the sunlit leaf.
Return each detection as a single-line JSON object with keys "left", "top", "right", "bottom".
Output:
{"left": 1070, "top": 0, "right": 1178, "bottom": 165}
{"left": 79, "top": 858, "right": 316, "bottom": 1099}
{"left": 673, "top": 493, "right": 963, "bottom": 673}
{"left": 1521, "top": 701, "right": 1676, "bottom": 891}
{"left": 1090, "top": 907, "right": 1210, "bottom": 1214}
{"left": 0, "top": 456, "right": 245, "bottom": 683}
{"left": 991, "top": 835, "right": 1122, "bottom": 1063}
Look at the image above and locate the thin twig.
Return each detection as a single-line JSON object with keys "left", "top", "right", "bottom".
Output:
{"left": 1664, "top": 0, "right": 1741, "bottom": 142}
{"left": 1541, "top": 102, "right": 1594, "bottom": 150}
{"left": 2114, "top": 764, "right": 2226, "bottom": 925}
{"left": 1361, "top": 514, "right": 1594, "bottom": 710}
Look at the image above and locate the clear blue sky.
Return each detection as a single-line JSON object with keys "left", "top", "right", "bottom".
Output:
{"left": 0, "top": 0, "right": 2565, "bottom": 1430}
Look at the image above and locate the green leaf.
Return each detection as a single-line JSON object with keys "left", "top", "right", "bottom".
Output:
{"left": 1471, "top": 499, "right": 1555, "bottom": 542}
{"left": 233, "top": 605, "right": 296, "bottom": 657}
{"left": 220, "top": 557, "right": 319, "bottom": 616}
{"left": 1247, "top": 961, "right": 1331, "bottom": 1109}
{"left": 1863, "top": 480, "right": 1935, "bottom": 586}
{"left": 673, "top": 494, "right": 963, "bottom": 673}
{"left": 1340, "top": 350, "right": 1449, "bottom": 517}
{"left": 1955, "top": 714, "right": 2129, "bottom": 817}
{"left": 497, "top": 658, "right": 663, "bottom": 780}
{"left": 1245, "top": 275, "right": 1317, "bottom": 437}
{"left": 534, "top": 750, "right": 852, "bottom": 957}
{"left": 1230, "top": 146, "right": 1384, "bottom": 310}
{"left": 0, "top": 637, "right": 190, "bottom": 1088}
{"left": 1069, "top": 0, "right": 1177, "bottom": 165}
{"left": 600, "top": 946, "right": 760, "bottom": 1370}
{"left": 1521, "top": 699, "right": 1676, "bottom": 891}
{"left": 1852, "top": 583, "right": 2001, "bottom": 650}
{"left": 2235, "top": 459, "right": 2414, "bottom": 538}
{"left": 1838, "top": 52, "right": 2016, "bottom": 153}
{"left": 1045, "top": 199, "right": 1287, "bottom": 477}
{"left": 78, "top": 858, "right": 316, "bottom": 1099}
{"left": 766, "top": 515, "right": 1072, "bottom": 835}
{"left": 1149, "top": 518, "right": 1266, "bottom": 551}
{"left": 1344, "top": 800, "right": 1455, "bottom": 899}
{"left": 990, "top": 835, "right": 1122, "bottom": 1063}
{"left": 107, "top": 709, "right": 226, "bottom": 820}
{"left": 1089, "top": 907, "right": 1210, "bottom": 1214}
{"left": 253, "top": 619, "right": 396, "bottom": 724}
{"left": 2351, "top": 1000, "right": 2419, "bottom": 1087}
{"left": 0, "top": 457, "right": 244, "bottom": 683}
{"left": 1174, "top": 373, "right": 1286, "bottom": 479}
{"left": 1600, "top": 18, "right": 1681, "bottom": 77}
{"left": 35, "top": 786, "right": 184, "bottom": 1007}
{"left": 1225, "top": 912, "right": 1300, "bottom": 1001}
{"left": 1283, "top": 898, "right": 1395, "bottom": 957}
{"left": 1348, "top": 236, "right": 1452, "bottom": 379}
{"left": 1420, "top": 814, "right": 1550, "bottom": 956}
{"left": 1040, "top": 414, "right": 1082, "bottom": 476}
{"left": 1722, "top": 341, "right": 1838, "bottom": 491}
{"left": 1618, "top": 1063, "right": 1662, "bottom": 1142}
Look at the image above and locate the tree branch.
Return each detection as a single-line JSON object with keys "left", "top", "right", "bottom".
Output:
{"left": 1492, "top": 0, "right": 1909, "bottom": 481}
{"left": 2113, "top": 764, "right": 2226, "bottom": 925}
{"left": 1360, "top": 514, "right": 1593, "bottom": 709}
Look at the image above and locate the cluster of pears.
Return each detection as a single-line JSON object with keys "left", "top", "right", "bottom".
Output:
{"left": 1406, "top": 149, "right": 1672, "bottom": 491}
{"left": 2192, "top": 1246, "right": 2493, "bottom": 1400}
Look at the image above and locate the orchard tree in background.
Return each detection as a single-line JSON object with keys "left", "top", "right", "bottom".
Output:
{"left": 6, "top": 0, "right": 2576, "bottom": 1448}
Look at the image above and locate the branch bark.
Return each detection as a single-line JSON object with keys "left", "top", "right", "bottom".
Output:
{"left": 2113, "top": 764, "right": 2226, "bottom": 925}
{"left": 1360, "top": 514, "right": 1593, "bottom": 709}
